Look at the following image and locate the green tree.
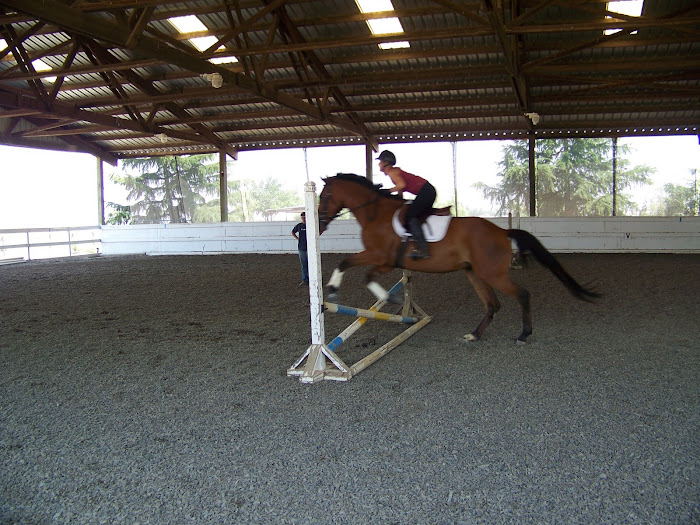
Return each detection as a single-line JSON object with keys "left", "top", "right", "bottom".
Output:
{"left": 476, "top": 141, "right": 531, "bottom": 216}
{"left": 191, "top": 201, "right": 223, "bottom": 223}
{"left": 657, "top": 173, "right": 698, "bottom": 216}
{"left": 227, "top": 177, "right": 300, "bottom": 221}
{"left": 105, "top": 203, "right": 132, "bottom": 225}
{"left": 112, "top": 155, "right": 218, "bottom": 223}
{"left": 477, "top": 138, "right": 654, "bottom": 216}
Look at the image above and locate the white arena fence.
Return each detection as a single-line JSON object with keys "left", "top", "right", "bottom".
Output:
{"left": 0, "top": 226, "right": 101, "bottom": 263}
{"left": 101, "top": 216, "right": 699, "bottom": 255}
{"left": 1, "top": 217, "right": 697, "bottom": 263}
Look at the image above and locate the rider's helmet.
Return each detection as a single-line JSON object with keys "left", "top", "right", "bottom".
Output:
{"left": 376, "top": 150, "right": 396, "bottom": 166}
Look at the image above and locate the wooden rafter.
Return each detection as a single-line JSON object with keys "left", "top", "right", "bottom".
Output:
{"left": 1, "top": 0, "right": 369, "bottom": 139}
{"left": 269, "top": 1, "right": 372, "bottom": 140}
{"left": 0, "top": 0, "right": 695, "bottom": 158}
{"left": 481, "top": 0, "right": 530, "bottom": 112}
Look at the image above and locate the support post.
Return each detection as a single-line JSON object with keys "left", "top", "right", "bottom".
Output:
{"left": 528, "top": 136, "right": 536, "bottom": 217}
{"left": 220, "top": 149, "right": 228, "bottom": 222}
{"left": 612, "top": 137, "right": 617, "bottom": 217}
{"left": 365, "top": 143, "right": 373, "bottom": 182}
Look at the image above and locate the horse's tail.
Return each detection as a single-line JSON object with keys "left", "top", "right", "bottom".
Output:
{"left": 507, "top": 229, "right": 601, "bottom": 302}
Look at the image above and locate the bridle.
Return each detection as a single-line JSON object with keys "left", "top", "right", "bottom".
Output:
{"left": 318, "top": 181, "right": 382, "bottom": 230}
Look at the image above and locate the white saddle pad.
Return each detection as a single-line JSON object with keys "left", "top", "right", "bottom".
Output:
{"left": 392, "top": 210, "right": 452, "bottom": 242}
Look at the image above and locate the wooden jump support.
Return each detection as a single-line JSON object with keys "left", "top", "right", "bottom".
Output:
{"left": 287, "top": 181, "right": 432, "bottom": 383}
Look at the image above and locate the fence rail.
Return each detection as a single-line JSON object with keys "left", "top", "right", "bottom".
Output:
{"left": 0, "top": 226, "right": 102, "bottom": 262}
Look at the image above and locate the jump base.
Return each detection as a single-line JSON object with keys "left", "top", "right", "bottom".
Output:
{"left": 288, "top": 273, "right": 432, "bottom": 382}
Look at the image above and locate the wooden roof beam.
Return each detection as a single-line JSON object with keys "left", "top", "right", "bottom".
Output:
{"left": 0, "top": 88, "right": 208, "bottom": 147}
{"left": 2, "top": 0, "right": 369, "bottom": 140}
{"left": 269, "top": 1, "right": 374, "bottom": 144}
{"left": 481, "top": 0, "right": 530, "bottom": 113}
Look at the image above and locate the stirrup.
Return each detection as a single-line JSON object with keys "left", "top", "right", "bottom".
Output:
{"left": 409, "top": 248, "right": 430, "bottom": 260}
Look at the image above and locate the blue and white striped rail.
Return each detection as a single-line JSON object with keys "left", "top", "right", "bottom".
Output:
{"left": 324, "top": 302, "right": 419, "bottom": 324}
{"left": 325, "top": 278, "right": 409, "bottom": 352}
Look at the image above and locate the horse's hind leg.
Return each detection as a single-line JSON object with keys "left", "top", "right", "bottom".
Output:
{"left": 515, "top": 288, "right": 532, "bottom": 343}
{"left": 464, "top": 269, "right": 501, "bottom": 341}
{"left": 488, "top": 273, "right": 532, "bottom": 343}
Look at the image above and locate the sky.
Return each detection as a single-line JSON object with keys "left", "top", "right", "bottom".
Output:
{"left": 0, "top": 135, "right": 698, "bottom": 229}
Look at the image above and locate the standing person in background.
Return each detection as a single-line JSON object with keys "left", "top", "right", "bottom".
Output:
{"left": 376, "top": 149, "right": 436, "bottom": 259}
{"left": 291, "top": 212, "right": 308, "bottom": 285}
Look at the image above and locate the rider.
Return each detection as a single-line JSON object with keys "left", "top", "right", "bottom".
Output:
{"left": 376, "top": 149, "right": 436, "bottom": 259}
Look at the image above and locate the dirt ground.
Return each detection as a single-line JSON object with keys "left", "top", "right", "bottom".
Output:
{"left": 1, "top": 252, "right": 698, "bottom": 524}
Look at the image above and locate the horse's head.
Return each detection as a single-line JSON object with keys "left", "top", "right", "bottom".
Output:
{"left": 318, "top": 173, "right": 394, "bottom": 233}
{"left": 318, "top": 177, "right": 343, "bottom": 234}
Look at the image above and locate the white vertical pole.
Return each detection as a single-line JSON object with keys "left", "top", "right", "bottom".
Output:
{"left": 96, "top": 157, "right": 105, "bottom": 226}
{"left": 452, "top": 141, "right": 458, "bottom": 214}
{"left": 303, "top": 147, "right": 310, "bottom": 181}
{"left": 305, "top": 181, "right": 324, "bottom": 345}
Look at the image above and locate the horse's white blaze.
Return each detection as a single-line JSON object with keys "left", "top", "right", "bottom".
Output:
{"left": 328, "top": 268, "right": 344, "bottom": 289}
{"left": 367, "top": 281, "right": 388, "bottom": 301}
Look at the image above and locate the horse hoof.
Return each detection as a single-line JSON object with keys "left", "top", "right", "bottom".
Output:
{"left": 387, "top": 293, "right": 403, "bottom": 305}
{"left": 327, "top": 293, "right": 339, "bottom": 303}
{"left": 515, "top": 339, "right": 527, "bottom": 345}
{"left": 463, "top": 333, "right": 478, "bottom": 342}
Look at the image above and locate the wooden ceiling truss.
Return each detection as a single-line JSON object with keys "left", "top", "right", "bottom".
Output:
{"left": 0, "top": 0, "right": 696, "bottom": 163}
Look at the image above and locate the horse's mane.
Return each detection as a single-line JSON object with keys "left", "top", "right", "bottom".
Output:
{"left": 328, "top": 173, "right": 405, "bottom": 202}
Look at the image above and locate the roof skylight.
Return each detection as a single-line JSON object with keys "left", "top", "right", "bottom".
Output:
{"left": 605, "top": 0, "right": 643, "bottom": 35}
{"left": 168, "top": 15, "right": 207, "bottom": 34}
{"left": 0, "top": 38, "right": 13, "bottom": 60}
{"left": 32, "top": 58, "right": 56, "bottom": 83}
{"left": 168, "top": 15, "right": 238, "bottom": 64}
{"left": 1, "top": 39, "right": 54, "bottom": 82}
{"left": 355, "top": 0, "right": 410, "bottom": 50}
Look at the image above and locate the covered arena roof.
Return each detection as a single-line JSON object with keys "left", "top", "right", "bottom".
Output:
{"left": 0, "top": 0, "right": 698, "bottom": 164}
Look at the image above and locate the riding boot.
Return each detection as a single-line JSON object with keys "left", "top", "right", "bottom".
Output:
{"left": 407, "top": 218, "right": 430, "bottom": 259}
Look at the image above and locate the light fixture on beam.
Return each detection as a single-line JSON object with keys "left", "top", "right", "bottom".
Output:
{"left": 524, "top": 112, "right": 540, "bottom": 125}
{"left": 201, "top": 73, "right": 223, "bottom": 88}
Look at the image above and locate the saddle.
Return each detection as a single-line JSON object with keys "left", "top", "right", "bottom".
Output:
{"left": 396, "top": 204, "right": 452, "bottom": 226}
{"left": 392, "top": 205, "right": 452, "bottom": 243}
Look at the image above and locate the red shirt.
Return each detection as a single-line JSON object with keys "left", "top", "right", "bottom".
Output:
{"left": 398, "top": 169, "right": 427, "bottom": 195}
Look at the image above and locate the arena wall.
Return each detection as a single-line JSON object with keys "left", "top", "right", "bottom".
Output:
{"left": 101, "top": 216, "right": 699, "bottom": 255}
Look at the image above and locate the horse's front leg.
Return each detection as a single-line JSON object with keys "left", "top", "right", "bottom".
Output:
{"left": 326, "top": 251, "right": 378, "bottom": 302}
{"left": 365, "top": 265, "right": 401, "bottom": 304}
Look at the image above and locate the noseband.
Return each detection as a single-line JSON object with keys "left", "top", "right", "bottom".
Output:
{"left": 318, "top": 188, "right": 338, "bottom": 230}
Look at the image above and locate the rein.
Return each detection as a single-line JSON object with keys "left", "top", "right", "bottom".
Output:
{"left": 348, "top": 195, "right": 382, "bottom": 217}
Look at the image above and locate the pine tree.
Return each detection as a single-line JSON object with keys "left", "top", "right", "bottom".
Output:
{"left": 112, "top": 155, "right": 218, "bottom": 223}
{"left": 477, "top": 138, "right": 654, "bottom": 216}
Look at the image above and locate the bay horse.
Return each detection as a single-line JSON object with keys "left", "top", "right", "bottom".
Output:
{"left": 318, "top": 173, "right": 599, "bottom": 343}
